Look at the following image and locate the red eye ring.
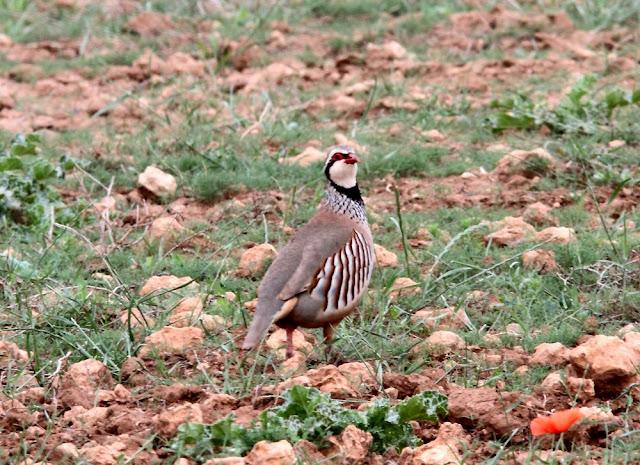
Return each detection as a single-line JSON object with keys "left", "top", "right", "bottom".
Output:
{"left": 331, "top": 152, "right": 347, "bottom": 161}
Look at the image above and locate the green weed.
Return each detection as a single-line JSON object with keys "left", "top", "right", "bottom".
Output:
{"left": 0, "top": 134, "right": 74, "bottom": 227}
{"left": 172, "top": 385, "right": 447, "bottom": 461}
{"left": 488, "top": 75, "right": 640, "bottom": 135}
{"left": 566, "top": 0, "right": 640, "bottom": 29}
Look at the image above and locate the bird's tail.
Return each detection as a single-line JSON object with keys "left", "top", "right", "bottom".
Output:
{"left": 242, "top": 297, "right": 297, "bottom": 350}
{"left": 241, "top": 299, "right": 280, "bottom": 350}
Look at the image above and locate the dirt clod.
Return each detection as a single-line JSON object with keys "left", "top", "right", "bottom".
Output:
{"left": 530, "top": 342, "right": 570, "bottom": 366}
{"left": 305, "top": 365, "right": 359, "bottom": 398}
{"left": 523, "top": 202, "right": 555, "bottom": 225}
{"left": 390, "top": 277, "right": 420, "bottom": 300}
{"left": 140, "top": 326, "right": 204, "bottom": 357}
{"left": 485, "top": 216, "right": 536, "bottom": 247}
{"left": 411, "top": 307, "right": 471, "bottom": 330}
{"left": 0, "top": 341, "right": 29, "bottom": 367}
{"left": 237, "top": 243, "right": 278, "bottom": 277}
{"left": 374, "top": 244, "right": 399, "bottom": 267}
{"left": 281, "top": 146, "right": 325, "bottom": 167}
{"left": 153, "top": 402, "right": 204, "bottom": 437}
{"left": 494, "top": 148, "right": 561, "bottom": 180}
{"left": 147, "top": 216, "right": 185, "bottom": 242}
{"left": 139, "top": 275, "right": 195, "bottom": 296}
{"left": 535, "top": 226, "right": 576, "bottom": 244}
{"left": 126, "top": 12, "right": 174, "bottom": 37}
{"left": 245, "top": 440, "right": 296, "bottom": 465}
{"left": 569, "top": 335, "right": 640, "bottom": 394}
{"left": 522, "top": 249, "right": 558, "bottom": 273}
{"left": 59, "top": 359, "right": 114, "bottom": 408}
{"left": 327, "top": 425, "right": 372, "bottom": 464}
{"left": 448, "top": 386, "right": 532, "bottom": 436}
{"left": 137, "top": 166, "right": 177, "bottom": 197}
{"left": 408, "top": 422, "right": 469, "bottom": 465}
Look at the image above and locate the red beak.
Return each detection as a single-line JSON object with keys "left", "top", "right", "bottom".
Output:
{"left": 344, "top": 153, "right": 359, "bottom": 165}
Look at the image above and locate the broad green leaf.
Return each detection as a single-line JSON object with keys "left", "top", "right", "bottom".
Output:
{"left": 565, "top": 74, "right": 596, "bottom": 106}
{"left": 32, "top": 160, "right": 56, "bottom": 180}
{"left": 396, "top": 390, "right": 448, "bottom": 423}
{"left": 604, "top": 88, "right": 630, "bottom": 115}
{"left": 0, "top": 156, "right": 24, "bottom": 171}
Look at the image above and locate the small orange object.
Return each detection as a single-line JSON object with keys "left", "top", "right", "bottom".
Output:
{"left": 530, "top": 408, "right": 583, "bottom": 436}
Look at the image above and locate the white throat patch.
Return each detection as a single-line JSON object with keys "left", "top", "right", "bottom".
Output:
{"left": 329, "top": 161, "right": 358, "bottom": 188}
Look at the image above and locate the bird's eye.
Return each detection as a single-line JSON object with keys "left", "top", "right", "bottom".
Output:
{"left": 331, "top": 152, "right": 346, "bottom": 161}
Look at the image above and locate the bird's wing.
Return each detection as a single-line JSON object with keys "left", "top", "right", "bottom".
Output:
{"left": 278, "top": 230, "right": 355, "bottom": 300}
{"left": 277, "top": 227, "right": 375, "bottom": 321}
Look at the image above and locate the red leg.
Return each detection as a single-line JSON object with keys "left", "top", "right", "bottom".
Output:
{"left": 286, "top": 328, "right": 295, "bottom": 359}
{"left": 323, "top": 325, "right": 333, "bottom": 354}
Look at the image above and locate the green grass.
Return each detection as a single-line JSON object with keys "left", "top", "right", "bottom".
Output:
{"left": 565, "top": 0, "right": 640, "bottom": 30}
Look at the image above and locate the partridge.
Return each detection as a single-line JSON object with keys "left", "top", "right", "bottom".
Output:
{"left": 242, "top": 145, "right": 375, "bottom": 358}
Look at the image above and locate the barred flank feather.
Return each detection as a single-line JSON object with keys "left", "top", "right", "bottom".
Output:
{"left": 310, "top": 230, "right": 374, "bottom": 313}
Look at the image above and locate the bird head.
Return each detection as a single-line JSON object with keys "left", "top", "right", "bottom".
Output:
{"left": 324, "top": 145, "right": 359, "bottom": 189}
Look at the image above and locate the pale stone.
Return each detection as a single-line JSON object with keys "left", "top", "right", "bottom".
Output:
{"left": 137, "top": 166, "right": 177, "bottom": 196}
{"left": 411, "top": 307, "right": 471, "bottom": 330}
{"left": 427, "top": 331, "right": 465, "bottom": 350}
{"left": 51, "top": 443, "right": 79, "bottom": 462}
{"left": 280, "top": 146, "right": 325, "bottom": 167}
{"left": 237, "top": 244, "right": 277, "bottom": 277}
{"left": 569, "top": 335, "right": 640, "bottom": 389}
{"left": 522, "top": 249, "right": 558, "bottom": 273}
{"left": 523, "top": 202, "right": 554, "bottom": 225}
{"left": 147, "top": 216, "right": 185, "bottom": 242}
{"left": 535, "top": 227, "right": 576, "bottom": 244}
{"left": 59, "top": 359, "right": 114, "bottom": 408}
{"left": 154, "top": 402, "right": 203, "bottom": 437}
{"left": 484, "top": 216, "right": 535, "bottom": 247}
{"left": 245, "top": 440, "right": 295, "bottom": 465}
{"left": 422, "top": 129, "right": 446, "bottom": 142}
{"left": 390, "top": 277, "right": 420, "bottom": 300}
{"left": 139, "top": 275, "right": 195, "bottom": 296}
{"left": 139, "top": 326, "right": 204, "bottom": 357}
{"left": 374, "top": 244, "right": 398, "bottom": 267}
{"left": 530, "top": 342, "right": 570, "bottom": 366}
{"left": 505, "top": 323, "right": 524, "bottom": 337}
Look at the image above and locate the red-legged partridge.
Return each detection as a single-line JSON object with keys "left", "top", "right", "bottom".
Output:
{"left": 242, "top": 145, "right": 375, "bottom": 358}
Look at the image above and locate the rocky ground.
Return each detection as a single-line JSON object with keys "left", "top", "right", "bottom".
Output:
{"left": 0, "top": 1, "right": 639, "bottom": 464}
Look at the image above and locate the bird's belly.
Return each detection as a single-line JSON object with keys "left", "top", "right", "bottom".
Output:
{"left": 280, "top": 290, "right": 364, "bottom": 328}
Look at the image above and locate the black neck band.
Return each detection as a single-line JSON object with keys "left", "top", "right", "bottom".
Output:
{"left": 329, "top": 181, "right": 363, "bottom": 204}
